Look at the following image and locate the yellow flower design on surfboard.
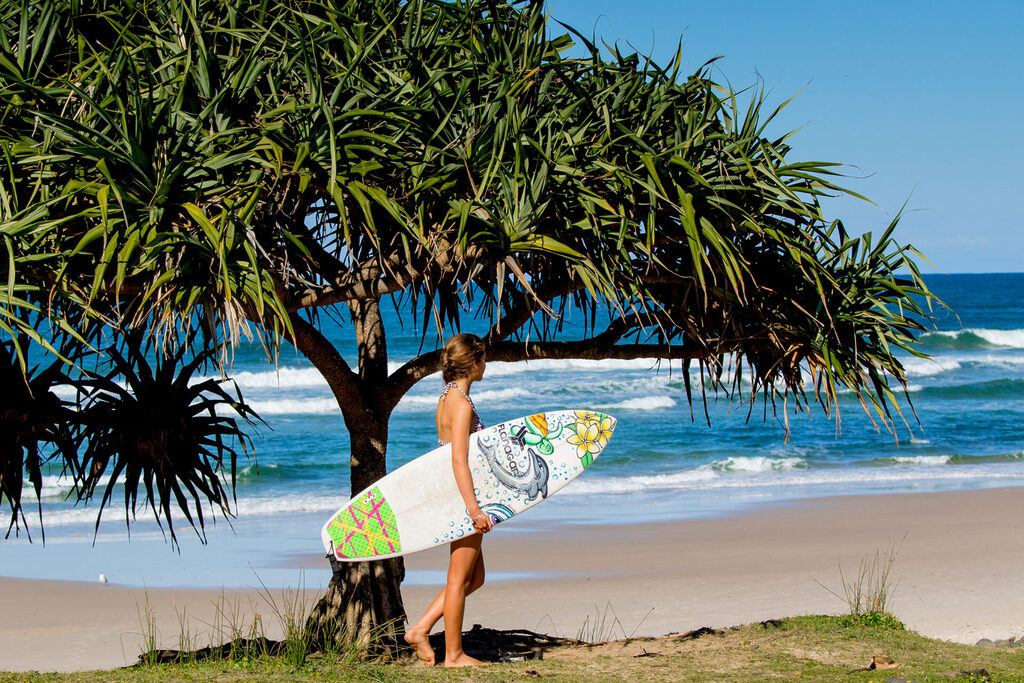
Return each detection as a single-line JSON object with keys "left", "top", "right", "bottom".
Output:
{"left": 566, "top": 411, "right": 614, "bottom": 468}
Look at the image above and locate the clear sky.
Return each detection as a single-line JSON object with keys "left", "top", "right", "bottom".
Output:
{"left": 546, "top": 0, "right": 1024, "bottom": 274}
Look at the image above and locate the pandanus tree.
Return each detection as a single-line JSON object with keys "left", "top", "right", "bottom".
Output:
{"left": 1, "top": 0, "right": 934, "bottom": 649}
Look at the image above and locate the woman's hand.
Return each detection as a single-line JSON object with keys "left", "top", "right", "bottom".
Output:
{"left": 470, "top": 510, "right": 493, "bottom": 534}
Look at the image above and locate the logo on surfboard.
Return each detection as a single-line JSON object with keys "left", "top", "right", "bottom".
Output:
{"left": 478, "top": 437, "right": 550, "bottom": 501}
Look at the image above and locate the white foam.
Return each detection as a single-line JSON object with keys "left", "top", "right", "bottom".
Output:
{"left": 890, "top": 455, "right": 952, "bottom": 465}
{"left": 37, "top": 474, "right": 75, "bottom": 499}
{"left": 235, "top": 494, "right": 340, "bottom": 516}
{"left": 901, "top": 356, "right": 962, "bottom": 377}
{"left": 707, "top": 456, "right": 807, "bottom": 472}
{"left": 213, "top": 366, "right": 328, "bottom": 389}
{"left": 898, "top": 350, "right": 1024, "bottom": 379}
{"left": 247, "top": 397, "right": 340, "bottom": 415}
{"left": 51, "top": 385, "right": 80, "bottom": 399}
{"left": 600, "top": 395, "right": 676, "bottom": 411}
{"left": 974, "top": 329, "right": 1024, "bottom": 348}
{"left": 976, "top": 353, "right": 1024, "bottom": 368}
{"left": 27, "top": 506, "right": 100, "bottom": 527}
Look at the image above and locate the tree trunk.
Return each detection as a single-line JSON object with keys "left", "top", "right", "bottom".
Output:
{"left": 305, "top": 299, "right": 408, "bottom": 656}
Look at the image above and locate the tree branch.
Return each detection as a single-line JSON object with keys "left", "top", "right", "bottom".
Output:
{"left": 290, "top": 275, "right": 412, "bottom": 310}
{"left": 383, "top": 350, "right": 442, "bottom": 412}
{"left": 286, "top": 244, "right": 424, "bottom": 311}
{"left": 385, "top": 312, "right": 706, "bottom": 407}
{"left": 486, "top": 339, "right": 740, "bottom": 363}
{"left": 285, "top": 313, "right": 363, "bottom": 417}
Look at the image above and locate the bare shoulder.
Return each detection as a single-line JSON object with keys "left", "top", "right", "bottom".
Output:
{"left": 441, "top": 392, "right": 473, "bottom": 419}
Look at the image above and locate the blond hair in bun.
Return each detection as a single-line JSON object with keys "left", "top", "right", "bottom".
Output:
{"left": 441, "top": 333, "right": 486, "bottom": 383}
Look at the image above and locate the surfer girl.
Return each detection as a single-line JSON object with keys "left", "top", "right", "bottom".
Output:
{"left": 405, "top": 332, "right": 493, "bottom": 667}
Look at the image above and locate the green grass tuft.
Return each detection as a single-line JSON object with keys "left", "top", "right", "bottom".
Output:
{"left": 838, "top": 610, "right": 906, "bottom": 631}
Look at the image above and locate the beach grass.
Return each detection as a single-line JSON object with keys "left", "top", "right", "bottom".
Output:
{"left": 2, "top": 615, "right": 1022, "bottom": 682}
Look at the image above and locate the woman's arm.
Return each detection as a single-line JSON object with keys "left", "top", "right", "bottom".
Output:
{"left": 448, "top": 400, "right": 493, "bottom": 534}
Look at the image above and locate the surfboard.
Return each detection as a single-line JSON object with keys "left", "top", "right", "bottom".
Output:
{"left": 321, "top": 409, "right": 616, "bottom": 562}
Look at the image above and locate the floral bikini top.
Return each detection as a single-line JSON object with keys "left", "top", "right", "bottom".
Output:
{"left": 437, "top": 381, "right": 484, "bottom": 447}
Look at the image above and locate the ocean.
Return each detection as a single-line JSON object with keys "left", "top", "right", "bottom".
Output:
{"left": 4, "top": 272, "right": 1024, "bottom": 589}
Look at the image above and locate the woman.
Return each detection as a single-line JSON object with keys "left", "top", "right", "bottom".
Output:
{"left": 404, "top": 333, "right": 493, "bottom": 667}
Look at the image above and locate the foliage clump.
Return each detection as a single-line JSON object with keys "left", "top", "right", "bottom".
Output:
{"left": 838, "top": 611, "right": 906, "bottom": 631}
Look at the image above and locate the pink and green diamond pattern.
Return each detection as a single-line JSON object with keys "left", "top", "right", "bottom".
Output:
{"left": 326, "top": 486, "right": 402, "bottom": 559}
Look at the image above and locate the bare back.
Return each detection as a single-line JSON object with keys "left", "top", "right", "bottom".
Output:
{"left": 436, "top": 381, "right": 484, "bottom": 447}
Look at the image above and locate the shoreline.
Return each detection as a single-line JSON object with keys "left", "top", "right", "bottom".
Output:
{"left": 3, "top": 486, "right": 1024, "bottom": 672}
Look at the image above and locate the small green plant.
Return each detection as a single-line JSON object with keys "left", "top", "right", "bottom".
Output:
{"left": 254, "top": 573, "right": 314, "bottom": 666}
{"left": 135, "top": 593, "right": 160, "bottom": 666}
{"left": 815, "top": 538, "right": 903, "bottom": 628}
{"left": 203, "top": 590, "right": 269, "bottom": 661}
{"left": 838, "top": 611, "right": 905, "bottom": 631}
{"left": 174, "top": 603, "right": 199, "bottom": 664}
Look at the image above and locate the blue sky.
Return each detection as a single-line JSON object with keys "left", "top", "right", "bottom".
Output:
{"left": 546, "top": 1, "right": 1024, "bottom": 274}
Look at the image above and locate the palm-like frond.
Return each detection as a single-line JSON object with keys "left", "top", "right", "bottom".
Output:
{"left": 75, "top": 340, "right": 262, "bottom": 545}
{"left": 0, "top": 339, "right": 78, "bottom": 540}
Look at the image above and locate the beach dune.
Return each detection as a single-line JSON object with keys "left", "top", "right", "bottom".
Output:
{"left": 2, "top": 487, "right": 1023, "bottom": 672}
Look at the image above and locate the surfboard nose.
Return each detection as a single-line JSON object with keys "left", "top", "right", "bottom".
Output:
{"left": 595, "top": 411, "right": 617, "bottom": 435}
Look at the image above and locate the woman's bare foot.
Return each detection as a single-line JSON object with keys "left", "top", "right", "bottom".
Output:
{"left": 444, "top": 651, "right": 486, "bottom": 667}
{"left": 404, "top": 628, "right": 435, "bottom": 665}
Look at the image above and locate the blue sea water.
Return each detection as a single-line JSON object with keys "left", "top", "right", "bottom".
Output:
{"left": 4, "top": 273, "right": 1024, "bottom": 588}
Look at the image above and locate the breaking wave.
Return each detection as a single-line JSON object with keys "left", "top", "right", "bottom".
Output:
{"left": 922, "top": 328, "right": 1024, "bottom": 350}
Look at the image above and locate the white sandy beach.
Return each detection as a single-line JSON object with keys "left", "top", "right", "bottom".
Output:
{"left": 2, "top": 487, "right": 1023, "bottom": 672}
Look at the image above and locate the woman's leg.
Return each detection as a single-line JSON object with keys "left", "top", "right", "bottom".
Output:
{"left": 404, "top": 540, "right": 485, "bottom": 665}
{"left": 443, "top": 534, "right": 486, "bottom": 666}
{"left": 404, "top": 587, "right": 441, "bottom": 665}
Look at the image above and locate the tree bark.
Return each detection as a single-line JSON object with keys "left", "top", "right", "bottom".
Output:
{"left": 305, "top": 416, "right": 407, "bottom": 654}
{"left": 304, "top": 298, "right": 408, "bottom": 655}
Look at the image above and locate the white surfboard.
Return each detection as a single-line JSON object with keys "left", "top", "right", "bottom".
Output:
{"left": 321, "top": 409, "right": 616, "bottom": 561}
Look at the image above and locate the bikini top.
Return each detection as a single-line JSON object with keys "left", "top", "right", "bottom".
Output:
{"left": 437, "top": 381, "right": 484, "bottom": 447}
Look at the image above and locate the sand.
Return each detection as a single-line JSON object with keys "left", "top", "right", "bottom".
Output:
{"left": 3, "top": 487, "right": 1023, "bottom": 672}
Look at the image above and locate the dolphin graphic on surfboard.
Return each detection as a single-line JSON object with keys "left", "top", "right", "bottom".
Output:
{"left": 321, "top": 410, "right": 616, "bottom": 561}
